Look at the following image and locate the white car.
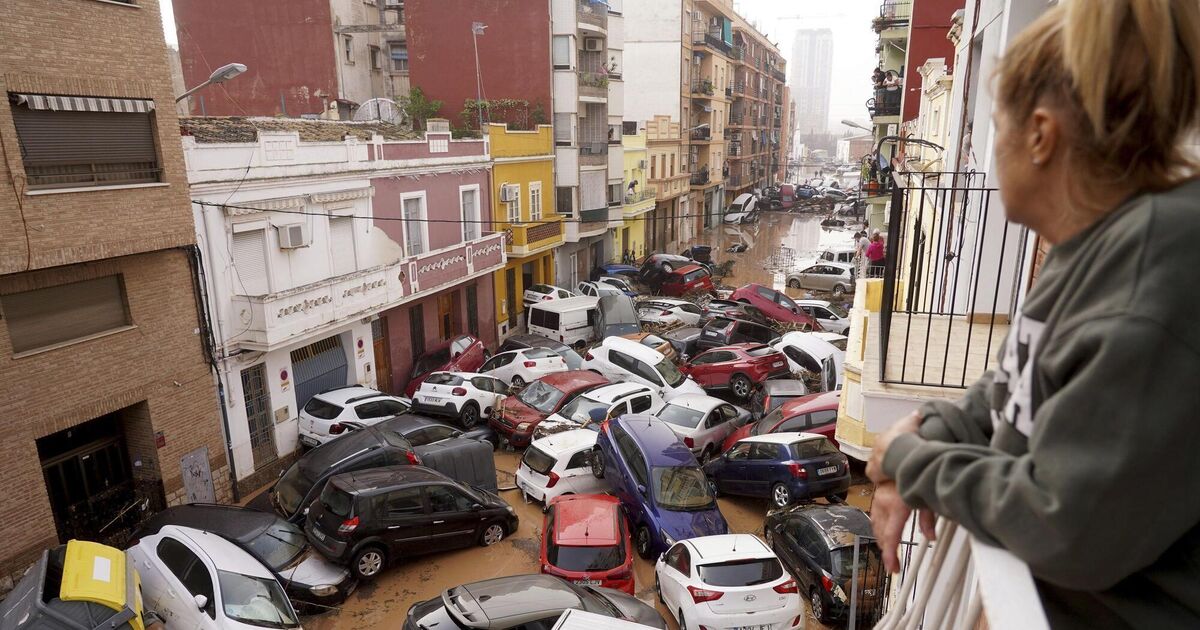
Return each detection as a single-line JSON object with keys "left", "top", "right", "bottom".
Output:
{"left": 514, "top": 429, "right": 609, "bottom": 507}
{"left": 770, "top": 332, "right": 845, "bottom": 392}
{"left": 577, "top": 281, "right": 626, "bottom": 298}
{"left": 637, "top": 298, "right": 704, "bottom": 327}
{"left": 796, "top": 299, "right": 851, "bottom": 334}
{"left": 479, "top": 347, "right": 568, "bottom": 387}
{"left": 298, "top": 386, "right": 410, "bottom": 447}
{"left": 785, "top": 261, "right": 856, "bottom": 297}
{"left": 581, "top": 336, "right": 704, "bottom": 401}
{"left": 655, "top": 534, "right": 803, "bottom": 630}
{"left": 128, "top": 525, "right": 301, "bottom": 629}
{"left": 534, "top": 382, "right": 665, "bottom": 439}
{"left": 410, "top": 371, "right": 509, "bottom": 429}
{"left": 722, "top": 193, "right": 760, "bottom": 224}
{"left": 523, "top": 283, "right": 575, "bottom": 308}
{"left": 812, "top": 331, "right": 848, "bottom": 351}
{"left": 655, "top": 394, "right": 748, "bottom": 459}
{"left": 598, "top": 276, "right": 637, "bottom": 294}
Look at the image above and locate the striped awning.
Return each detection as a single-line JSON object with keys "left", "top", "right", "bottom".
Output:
{"left": 12, "top": 93, "right": 155, "bottom": 113}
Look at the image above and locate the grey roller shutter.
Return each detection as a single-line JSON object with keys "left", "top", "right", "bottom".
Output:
{"left": 290, "top": 336, "right": 349, "bottom": 410}
{"left": 231, "top": 231, "right": 270, "bottom": 296}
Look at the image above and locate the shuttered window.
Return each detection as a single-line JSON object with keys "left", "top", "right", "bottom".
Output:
{"left": 2, "top": 275, "right": 131, "bottom": 354}
{"left": 11, "top": 105, "right": 160, "bottom": 189}
{"left": 231, "top": 230, "right": 270, "bottom": 296}
{"left": 329, "top": 217, "right": 356, "bottom": 276}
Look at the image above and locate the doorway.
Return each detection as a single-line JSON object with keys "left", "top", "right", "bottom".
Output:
{"left": 372, "top": 317, "right": 393, "bottom": 393}
{"left": 505, "top": 268, "right": 518, "bottom": 328}
{"left": 568, "top": 253, "right": 579, "bottom": 287}
{"left": 38, "top": 413, "right": 136, "bottom": 545}
{"left": 437, "top": 293, "right": 454, "bottom": 339}
{"left": 241, "top": 363, "right": 278, "bottom": 469}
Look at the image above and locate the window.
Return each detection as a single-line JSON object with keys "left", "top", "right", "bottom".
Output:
{"left": 529, "top": 183, "right": 543, "bottom": 221}
{"left": 669, "top": 154, "right": 675, "bottom": 176}
{"left": 622, "top": 121, "right": 637, "bottom": 135}
{"left": 554, "top": 113, "right": 573, "bottom": 146}
{"left": 629, "top": 395, "right": 653, "bottom": 414}
{"left": 369, "top": 45, "right": 382, "bottom": 70}
{"left": 727, "top": 443, "right": 752, "bottom": 460}
{"left": 666, "top": 544, "right": 691, "bottom": 576}
{"left": 389, "top": 43, "right": 409, "bottom": 72}
{"left": 607, "top": 183, "right": 621, "bottom": 206}
{"left": 386, "top": 488, "right": 426, "bottom": 516}
{"left": 556, "top": 187, "right": 573, "bottom": 215}
{"left": 402, "top": 195, "right": 427, "bottom": 255}
{"left": 552, "top": 35, "right": 572, "bottom": 69}
{"left": 809, "top": 409, "right": 837, "bottom": 428}
{"left": 428, "top": 485, "right": 475, "bottom": 513}
{"left": 506, "top": 183, "right": 521, "bottom": 223}
{"left": 466, "top": 285, "right": 479, "bottom": 337}
{"left": 10, "top": 97, "right": 160, "bottom": 189}
{"left": 344, "top": 35, "right": 354, "bottom": 62}
{"left": 156, "top": 538, "right": 215, "bottom": 619}
{"left": 461, "top": 187, "right": 480, "bottom": 241}
{"left": 566, "top": 450, "right": 592, "bottom": 470}
{"left": 407, "top": 425, "right": 457, "bottom": 446}
{"left": 650, "top": 156, "right": 656, "bottom": 180}
{"left": 777, "top": 414, "right": 808, "bottom": 432}
{"left": 409, "top": 304, "right": 425, "bottom": 360}
{"left": 329, "top": 217, "right": 356, "bottom": 276}
{"left": 2, "top": 275, "right": 131, "bottom": 355}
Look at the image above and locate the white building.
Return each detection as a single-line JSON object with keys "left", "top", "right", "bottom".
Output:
{"left": 790, "top": 28, "right": 834, "bottom": 138}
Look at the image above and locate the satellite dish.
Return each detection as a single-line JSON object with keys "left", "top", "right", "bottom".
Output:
{"left": 354, "top": 98, "right": 410, "bottom": 128}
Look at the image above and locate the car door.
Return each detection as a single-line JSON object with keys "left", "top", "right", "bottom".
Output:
{"left": 812, "top": 306, "right": 838, "bottom": 331}
{"left": 148, "top": 536, "right": 219, "bottom": 630}
{"left": 479, "top": 352, "right": 515, "bottom": 382}
{"left": 561, "top": 448, "right": 604, "bottom": 495}
{"left": 780, "top": 519, "right": 815, "bottom": 589}
{"left": 379, "top": 486, "right": 433, "bottom": 555}
{"left": 744, "top": 442, "right": 782, "bottom": 497}
{"left": 425, "top": 484, "right": 482, "bottom": 550}
{"left": 685, "top": 350, "right": 722, "bottom": 387}
{"left": 659, "top": 543, "right": 692, "bottom": 614}
{"left": 630, "top": 357, "right": 667, "bottom": 392}
{"left": 470, "top": 376, "right": 507, "bottom": 411}
{"left": 710, "top": 404, "right": 740, "bottom": 446}
{"left": 754, "top": 285, "right": 781, "bottom": 319}
{"left": 716, "top": 442, "right": 753, "bottom": 494}
{"left": 794, "top": 519, "right": 830, "bottom": 590}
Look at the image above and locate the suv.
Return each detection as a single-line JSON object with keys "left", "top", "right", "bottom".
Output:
{"left": 541, "top": 495, "right": 635, "bottom": 594}
{"left": 299, "top": 386, "right": 410, "bottom": 448}
{"left": 704, "top": 432, "right": 850, "bottom": 507}
{"left": 404, "top": 335, "right": 488, "bottom": 397}
{"left": 729, "top": 284, "right": 821, "bottom": 329}
{"left": 786, "top": 262, "right": 856, "bottom": 297}
{"left": 658, "top": 265, "right": 716, "bottom": 297}
{"left": 306, "top": 466, "right": 517, "bottom": 580}
{"left": 582, "top": 337, "right": 704, "bottom": 401}
{"left": 534, "top": 382, "right": 664, "bottom": 439}
{"left": 696, "top": 317, "right": 780, "bottom": 352}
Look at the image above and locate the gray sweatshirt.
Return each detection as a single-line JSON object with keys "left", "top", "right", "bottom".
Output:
{"left": 882, "top": 178, "right": 1200, "bottom": 629}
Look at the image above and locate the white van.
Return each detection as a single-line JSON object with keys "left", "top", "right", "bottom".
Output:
{"left": 526, "top": 296, "right": 600, "bottom": 347}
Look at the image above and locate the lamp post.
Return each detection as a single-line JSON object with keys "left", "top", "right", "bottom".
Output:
{"left": 841, "top": 119, "right": 872, "bottom": 133}
{"left": 176, "top": 63, "right": 247, "bottom": 103}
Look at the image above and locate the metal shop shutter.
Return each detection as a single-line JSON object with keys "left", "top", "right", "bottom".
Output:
{"left": 290, "top": 335, "right": 349, "bottom": 410}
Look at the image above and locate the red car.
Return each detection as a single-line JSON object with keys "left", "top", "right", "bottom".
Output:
{"left": 540, "top": 494, "right": 635, "bottom": 594}
{"left": 404, "top": 334, "right": 489, "bottom": 397}
{"left": 489, "top": 371, "right": 609, "bottom": 447}
{"left": 729, "top": 283, "right": 822, "bottom": 330}
{"left": 680, "top": 343, "right": 791, "bottom": 399}
{"left": 721, "top": 390, "right": 841, "bottom": 452}
{"left": 659, "top": 264, "right": 716, "bottom": 297}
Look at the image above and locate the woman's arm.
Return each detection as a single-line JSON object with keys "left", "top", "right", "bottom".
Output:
{"left": 914, "top": 369, "right": 996, "bottom": 445}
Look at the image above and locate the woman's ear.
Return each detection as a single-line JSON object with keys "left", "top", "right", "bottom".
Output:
{"left": 1028, "top": 107, "right": 1061, "bottom": 167}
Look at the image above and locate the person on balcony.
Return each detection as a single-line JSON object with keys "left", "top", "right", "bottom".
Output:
{"left": 865, "top": 231, "right": 886, "bottom": 277}
{"left": 866, "top": 1, "right": 1200, "bottom": 628}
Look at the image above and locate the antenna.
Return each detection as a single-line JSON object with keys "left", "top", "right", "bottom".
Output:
{"left": 732, "top": 536, "right": 738, "bottom": 553}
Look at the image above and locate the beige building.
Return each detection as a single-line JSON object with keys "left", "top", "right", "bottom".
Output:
{"left": 0, "top": 0, "right": 229, "bottom": 583}
{"left": 643, "top": 115, "right": 688, "bottom": 251}
{"left": 727, "top": 14, "right": 788, "bottom": 204}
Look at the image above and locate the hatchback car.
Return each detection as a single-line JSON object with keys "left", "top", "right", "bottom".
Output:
{"left": 722, "top": 390, "right": 841, "bottom": 452}
{"left": 722, "top": 193, "right": 760, "bottom": 224}
{"left": 654, "top": 394, "right": 748, "bottom": 460}
{"left": 351, "top": 412, "right": 497, "bottom": 450}
{"left": 786, "top": 262, "right": 856, "bottom": 297}
{"left": 655, "top": 534, "right": 802, "bottom": 630}
{"left": 771, "top": 331, "right": 844, "bottom": 392}
{"left": 700, "top": 299, "right": 770, "bottom": 327}
{"left": 490, "top": 371, "right": 610, "bottom": 448}
{"left": 582, "top": 337, "right": 704, "bottom": 401}
{"left": 639, "top": 254, "right": 696, "bottom": 291}
{"left": 695, "top": 317, "right": 781, "bottom": 352}
{"left": 523, "top": 283, "right": 576, "bottom": 308}
{"left": 516, "top": 429, "right": 609, "bottom": 506}
{"left": 749, "top": 379, "right": 810, "bottom": 421}
{"left": 541, "top": 495, "right": 635, "bottom": 594}
{"left": 592, "top": 414, "right": 728, "bottom": 559}
{"left": 729, "top": 284, "right": 821, "bottom": 329}
{"left": 305, "top": 465, "right": 517, "bottom": 579}
{"left": 577, "top": 280, "right": 626, "bottom": 298}
{"left": 498, "top": 334, "right": 585, "bottom": 370}
{"left": 405, "top": 335, "right": 488, "bottom": 397}
{"left": 705, "top": 433, "right": 850, "bottom": 507}
{"left": 598, "top": 275, "right": 638, "bottom": 296}
{"left": 134, "top": 504, "right": 354, "bottom": 612}
{"left": 404, "top": 574, "right": 666, "bottom": 630}
{"left": 796, "top": 299, "right": 851, "bottom": 334}
{"left": 597, "top": 263, "right": 642, "bottom": 284}
{"left": 659, "top": 264, "right": 716, "bottom": 298}
{"left": 621, "top": 332, "right": 678, "bottom": 362}
{"left": 298, "top": 386, "right": 410, "bottom": 448}
{"left": 681, "top": 343, "right": 791, "bottom": 399}
{"left": 534, "top": 382, "right": 664, "bottom": 439}
{"left": 637, "top": 298, "right": 705, "bottom": 327}
{"left": 764, "top": 504, "right": 883, "bottom": 625}
{"left": 594, "top": 294, "right": 642, "bottom": 338}
{"left": 410, "top": 371, "right": 509, "bottom": 429}
{"left": 480, "top": 347, "right": 568, "bottom": 388}
{"left": 129, "top": 525, "right": 301, "bottom": 630}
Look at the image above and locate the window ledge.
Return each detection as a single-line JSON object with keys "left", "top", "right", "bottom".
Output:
{"left": 25, "top": 182, "right": 170, "bottom": 196}
{"left": 89, "top": 0, "right": 141, "bottom": 7}
{"left": 11, "top": 325, "right": 138, "bottom": 359}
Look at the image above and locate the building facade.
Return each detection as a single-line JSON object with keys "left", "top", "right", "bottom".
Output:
{"left": 642, "top": 116, "right": 688, "bottom": 253}
{"left": 0, "top": 0, "right": 230, "bottom": 581}
{"left": 619, "top": 128, "right": 656, "bottom": 260}
{"left": 174, "top": 0, "right": 409, "bottom": 118}
{"left": 790, "top": 29, "right": 834, "bottom": 139}
{"left": 727, "top": 15, "right": 787, "bottom": 204}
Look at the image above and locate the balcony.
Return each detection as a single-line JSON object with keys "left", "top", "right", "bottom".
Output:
{"left": 690, "top": 79, "right": 716, "bottom": 98}
{"left": 577, "top": 0, "right": 608, "bottom": 29}
{"left": 728, "top": 112, "right": 744, "bottom": 126}
{"left": 579, "top": 141, "right": 608, "bottom": 166}
{"left": 505, "top": 216, "right": 564, "bottom": 257}
{"left": 579, "top": 72, "right": 609, "bottom": 99}
{"left": 731, "top": 45, "right": 746, "bottom": 62}
{"left": 690, "top": 168, "right": 711, "bottom": 187}
{"left": 869, "top": 86, "right": 903, "bottom": 118}
{"left": 623, "top": 189, "right": 655, "bottom": 205}
{"left": 874, "top": 0, "right": 912, "bottom": 32}
{"left": 732, "top": 81, "right": 746, "bottom": 96}
{"left": 691, "top": 29, "right": 732, "bottom": 56}
{"left": 771, "top": 68, "right": 786, "bottom": 82}
{"left": 690, "top": 126, "right": 711, "bottom": 141}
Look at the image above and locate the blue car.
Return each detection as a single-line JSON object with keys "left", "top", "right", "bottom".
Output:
{"left": 703, "top": 433, "right": 850, "bottom": 509}
{"left": 598, "top": 262, "right": 641, "bottom": 281}
{"left": 592, "top": 414, "right": 728, "bottom": 559}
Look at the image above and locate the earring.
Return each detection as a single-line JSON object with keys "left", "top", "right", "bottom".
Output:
{"left": 1032, "top": 158, "right": 1042, "bottom": 166}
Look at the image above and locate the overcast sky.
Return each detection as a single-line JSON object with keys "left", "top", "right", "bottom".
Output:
{"left": 160, "top": 0, "right": 875, "bottom": 132}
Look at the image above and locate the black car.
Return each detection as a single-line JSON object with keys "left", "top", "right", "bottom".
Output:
{"left": 345, "top": 412, "right": 499, "bottom": 450}
{"left": 700, "top": 299, "right": 771, "bottom": 327}
{"left": 305, "top": 466, "right": 518, "bottom": 580}
{"left": 594, "top": 294, "right": 641, "bottom": 338}
{"left": 764, "top": 504, "right": 884, "bottom": 625}
{"left": 750, "top": 379, "right": 811, "bottom": 420}
{"left": 404, "top": 574, "right": 667, "bottom": 630}
{"left": 660, "top": 326, "right": 703, "bottom": 360}
{"left": 134, "top": 504, "right": 356, "bottom": 611}
{"left": 696, "top": 317, "right": 780, "bottom": 351}
{"left": 498, "top": 334, "right": 585, "bottom": 370}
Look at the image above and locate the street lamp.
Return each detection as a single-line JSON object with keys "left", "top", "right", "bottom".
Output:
{"left": 685, "top": 123, "right": 710, "bottom": 131}
{"left": 176, "top": 63, "right": 248, "bottom": 103}
{"left": 841, "top": 119, "right": 872, "bottom": 132}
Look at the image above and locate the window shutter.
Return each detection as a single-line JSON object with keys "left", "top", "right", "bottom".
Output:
{"left": 329, "top": 217, "right": 356, "bottom": 276}
{"left": 231, "top": 230, "right": 270, "bottom": 295}
{"left": 1, "top": 275, "right": 130, "bottom": 353}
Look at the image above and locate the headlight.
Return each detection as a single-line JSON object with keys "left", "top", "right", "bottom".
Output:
{"left": 660, "top": 529, "right": 676, "bottom": 547}
{"left": 506, "top": 505, "right": 516, "bottom": 515}
{"left": 309, "top": 584, "right": 338, "bottom": 597}
{"left": 517, "top": 422, "right": 531, "bottom": 431}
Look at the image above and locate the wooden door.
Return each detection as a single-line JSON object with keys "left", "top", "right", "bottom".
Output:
{"left": 438, "top": 294, "right": 454, "bottom": 340}
{"left": 372, "top": 318, "right": 393, "bottom": 393}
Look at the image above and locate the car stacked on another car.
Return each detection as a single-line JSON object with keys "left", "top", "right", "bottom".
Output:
{"left": 577, "top": 280, "right": 627, "bottom": 298}
{"left": 796, "top": 299, "right": 852, "bottom": 334}
{"left": 695, "top": 317, "right": 780, "bottom": 352}
{"left": 298, "top": 386, "right": 410, "bottom": 448}
{"left": 541, "top": 494, "right": 635, "bottom": 594}
{"left": 654, "top": 394, "right": 748, "bottom": 461}
{"left": 729, "top": 283, "right": 822, "bottom": 330}
{"left": 411, "top": 371, "right": 509, "bottom": 429}
{"left": 405, "top": 335, "right": 489, "bottom": 397}
{"left": 658, "top": 264, "right": 716, "bottom": 298}
{"left": 749, "top": 378, "right": 810, "bottom": 421}
{"left": 705, "top": 432, "right": 851, "bottom": 507}
{"left": 516, "top": 429, "right": 609, "bottom": 506}
{"left": 722, "top": 390, "right": 841, "bottom": 452}
{"left": 582, "top": 337, "right": 704, "bottom": 402}
{"left": 498, "top": 334, "right": 586, "bottom": 370}
{"left": 490, "top": 371, "right": 610, "bottom": 448}
{"left": 681, "top": 343, "right": 791, "bottom": 399}
{"left": 479, "top": 347, "right": 568, "bottom": 388}
{"left": 636, "top": 297, "right": 705, "bottom": 327}
{"left": 699, "top": 299, "right": 770, "bottom": 327}
{"left": 771, "top": 331, "right": 845, "bottom": 392}
{"left": 621, "top": 332, "right": 678, "bottom": 362}
{"left": 534, "top": 382, "right": 664, "bottom": 439}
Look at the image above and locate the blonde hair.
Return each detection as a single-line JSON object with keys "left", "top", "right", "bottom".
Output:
{"left": 996, "top": 0, "right": 1200, "bottom": 192}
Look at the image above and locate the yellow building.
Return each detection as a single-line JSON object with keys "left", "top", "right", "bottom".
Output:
{"left": 619, "top": 129, "right": 655, "bottom": 260}
{"left": 644, "top": 115, "right": 688, "bottom": 253}
{"left": 488, "top": 123, "right": 562, "bottom": 339}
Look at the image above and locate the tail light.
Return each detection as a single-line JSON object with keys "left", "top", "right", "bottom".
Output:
{"left": 524, "top": 361, "right": 537, "bottom": 368}
{"left": 683, "top": 436, "right": 695, "bottom": 448}
{"left": 329, "top": 423, "right": 345, "bottom": 435}
{"left": 585, "top": 352, "right": 594, "bottom": 361}
{"left": 451, "top": 387, "right": 468, "bottom": 396}
{"left": 542, "top": 295, "right": 553, "bottom": 301}
{"left": 406, "top": 451, "right": 421, "bottom": 465}
{"left": 687, "top": 585, "right": 724, "bottom": 604}
{"left": 661, "top": 310, "right": 673, "bottom": 316}
{"left": 821, "top": 575, "right": 834, "bottom": 592}
{"left": 546, "top": 472, "right": 561, "bottom": 488}
{"left": 338, "top": 516, "right": 359, "bottom": 534}
{"left": 774, "top": 579, "right": 799, "bottom": 594}
{"left": 788, "top": 462, "right": 807, "bottom": 479}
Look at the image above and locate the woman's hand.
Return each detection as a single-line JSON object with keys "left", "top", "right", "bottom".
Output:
{"left": 866, "top": 410, "right": 922, "bottom": 483}
{"left": 868, "top": 411, "right": 937, "bottom": 573}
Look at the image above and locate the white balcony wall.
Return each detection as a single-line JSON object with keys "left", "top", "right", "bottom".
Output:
{"left": 555, "top": 148, "right": 580, "bottom": 187}
{"left": 607, "top": 14, "right": 625, "bottom": 50}
{"left": 551, "top": 0, "right": 576, "bottom": 34}
{"left": 608, "top": 78, "right": 625, "bottom": 118}
{"left": 608, "top": 146, "right": 624, "bottom": 180}
{"left": 553, "top": 70, "right": 580, "bottom": 115}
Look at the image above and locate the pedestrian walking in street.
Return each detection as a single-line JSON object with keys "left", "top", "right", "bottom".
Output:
{"left": 866, "top": 1, "right": 1200, "bottom": 628}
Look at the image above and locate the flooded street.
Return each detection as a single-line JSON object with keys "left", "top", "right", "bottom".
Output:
{"left": 302, "top": 213, "right": 875, "bottom": 630}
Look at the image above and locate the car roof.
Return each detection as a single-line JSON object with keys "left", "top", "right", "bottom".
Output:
{"left": 583, "top": 381, "right": 654, "bottom": 403}
{"left": 449, "top": 574, "right": 581, "bottom": 626}
{"left": 732, "top": 193, "right": 755, "bottom": 203}
{"left": 140, "top": 504, "right": 280, "bottom": 543}
{"left": 330, "top": 464, "right": 448, "bottom": 493}
{"left": 671, "top": 264, "right": 704, "bottom": 275}
{"left": 808, "top": 261, "right": 855, "bottom": 271}
{"left": 795, "top": 299, "right": 834, "bottom": 308}
{"left": 601, "top": 336, "right": 666, "bottom": 363}
{"left": 790, "top": 504, "right": 875, "bottom": 548}
{"left": 430, "top": 371, "right": 489, "bottom": 380}
{"left": 704, "top": 342, "right": 763, "bottom": 355}
{"left": 614, "top": 415, "right": 693, "bottom": 466}
{"left": 539, "top": 370, "right": 610, "bottom": 391}
{"left": 780, "top": 390, "right": 841, "bottom": 415}
{"left": 552, "top": 495, "right": 622, "bottom": 546}
{"left": 641, "top": 297, "right": 690, "bottom": 306}
{"left": 778, "top": 332, "right": 839, "bottom": 358}
{"left": 812, "top": 332, "right": 848, "bottom": 343}
{"left": 662, "top": 393, "right": 725, "bottom": 412}
{"left": 685, "top": 534, "right": 774, "bottom": 564}
{"left": 527, "top": 284, "right": 564, "bottom": 293}
{"left": 762, "top": 380, "right": 809, "bottom": 395}
{"left": 529, "top": 296, "right": 600, "bottom": 312}
{"left": 531, "top": 429, "right": 598, "bottom": 454}
{"left": 160, "top": 525, "right": 275, "bottom": 579}
{"left": 313, "top": 385, "right": 387, "bottom": 405}
{"left": 739, "top": 431, "right": 827, "bottom": 446}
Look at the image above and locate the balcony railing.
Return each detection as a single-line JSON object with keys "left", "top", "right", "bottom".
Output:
{"left": 692, "top": 29, "right": 732, "bottom": 56}
{"left": 579, "top": 72, "right": 609, "bottom": 97}
{"left": 579, "top": 207, "right": 607, "bottom": 223}
{"left": 878, "top": 172, "right": 1030, "bottom": 388}
{"left": 690, "top": 127, "right": 711, "bottom": 141}
{"left": 624, "top": 190, "right": 655, "bottom": 204}
{"left": 577, "top": 0, "right": 608, "bottom": 27}
{"left": 729, "top": 112, "right": 744, "bottom": 125}
{"left": 690, "top": 169, "right": 710, "bottom": 186}
{"left": 506, "top": 217, "right": 564, "bottom": 256}
{"left": 869, "top": 86, "right": 903, "bottom": 117}
{"left": 875, "top": 0, "right": 912, "bottom": 30}
{"left": 690, "top": 79, "right": 716, "bottom": 96}
{"left": 771, "top": 68, "right": 786, "bottom": 82}
{"left": 732, "top": 81, "right": 746, "bottom": 96}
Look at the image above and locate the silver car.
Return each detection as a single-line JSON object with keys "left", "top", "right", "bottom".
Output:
{"left": 785, "top": 261, "right": 856, "bottom": 296}
{"left": 655, "top": 393, "right": 749, "bottom": 460}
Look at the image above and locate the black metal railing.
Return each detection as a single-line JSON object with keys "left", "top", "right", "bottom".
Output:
{"left": 690, "top": 127, "right": 711, "bottom": 140}
{"left": 869, "top": 86, "right": 902, "bottom": 117}
{"left": 690, "top": 169, "right": 710, "bottom": 186}
{"left": 878, "top": 171, "right": 1031, "bottom": 388}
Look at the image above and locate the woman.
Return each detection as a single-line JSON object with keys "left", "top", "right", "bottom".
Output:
{"left": 865, "top": 232, "right": 885, "bottom": 276}
{"left": 867, "top": 1, "right": 1200, "bottom": 628}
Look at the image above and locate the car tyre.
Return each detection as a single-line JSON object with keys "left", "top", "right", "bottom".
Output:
{"left": 699, "top": 444, "right": 714, "bottom": 464}
{"left": 772, "top": 482, "right": 793, "bottom": 508}
{"left": 655, "top": 575, "right": 664, "bottom": 604}
{"left": 833, "top": 284, "right": 847, "bottom": 297}
{"left": 811, "top": 587, "right": 831, "bottom": 624}
{"left": 351, "top": 546, "right": 387, "bottom": 581}
{"left": 459, "top": 402, "right": 480, "bottom": 429}
{"left": 787, "top": 278, "right": 801, "bottom": 289}
{"left": 635, "top": 525, "right": 654, "bottom": 559}
{"left": 511, "top": 375, "right": 526, "bottom": 389}
{"left": 662, "top": 263, "right": 674, "bottom": 273}
{"left": 479, "top": 522, "right": 506, "bottom": 546}
{"left": 730, "top": 374, "right": 753, "bottom": 399}
{"left": 707, "top": 476, "right": 720, "bottom": 498}
{"left": 590, "top": 449, "right": 606, "bottom": 478}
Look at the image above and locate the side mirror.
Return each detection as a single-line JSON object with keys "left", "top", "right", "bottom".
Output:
{"left": 470, "top": 503, "right": 484, "bottom": 511}
{"left": 453, "top": 352, "right": 462, "bottom": 359}
{"left": 636, "top": 484, "right": 647, "bottom": 496}
{"left": 194, "top": 594, "right": 208, "bottom": 611}
{"left": 451, "top": 430, "right": 464, "bottom": 438}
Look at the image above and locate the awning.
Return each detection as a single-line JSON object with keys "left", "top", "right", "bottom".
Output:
{"left": 11, "top": 93, "right": 155, "bottom": 113}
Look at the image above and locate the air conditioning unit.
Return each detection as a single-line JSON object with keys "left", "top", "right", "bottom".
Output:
{"left": 500, "top": 184, "right": 520, "bottom": 203}
{"left": 583, "top": 38, "right": 603, "bottom": 52}
{"left": 276, "top": 223, "right": 311, "bottom": 249}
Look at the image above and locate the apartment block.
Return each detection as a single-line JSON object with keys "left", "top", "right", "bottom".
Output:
{"left": 727, "top": 13, "right": 787, "bottom": 204}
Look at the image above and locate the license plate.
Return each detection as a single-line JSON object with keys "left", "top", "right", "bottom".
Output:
{"left": 421, "top": 394, "right": 441, "bottom": 402}
{"left": 734, "top": 626, "right": 768, "bottom": 630}
{"left": 312, "top": 528, "right": 326, "bottom": 541}
{"left": 863, "top": 588, "right": 877, "bottom": 596}
{"left": 772, "top": 361, "right": 784, "bottom": 368}
{"left": 573, "top": 579, "right": 600, "bottom": 586}
{"left": 818, "top": 465, "right": 838, "bottom": 475}
{"left": 300, "top": 435, "right": 319, "bottom": 447}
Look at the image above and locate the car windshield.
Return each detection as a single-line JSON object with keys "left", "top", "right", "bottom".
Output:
{"left": 412, "top": 348, "right": 450, "bottom": 378}
{"left": 302, "top": 398, "right": 342, "bottom": 420}
{"left": 244, "top": 522, "right": 307, "bottom": 571}
{"left": 217, "top": 571, "right": 299, "bottom": 628}
{"left": 657, "top": 404, "right": 705, "bottom": 429}
{"left": 825, "top": 303, "right": 850, "bottom": 318}
{"left": 557, "top": 395, "right": 609, "bottom": 425}
{"left": 825, "top": 337, "right": 848, "bottom": 351}
{"left": 517, "top": 380, "right": 567, "bottom": 414}
{"left": 424, "top": 373, "right": 463, "bottom": 386}
{"left": 274, "top": 463, "right": 314, "bottom": 517}
{"left": 697, "top": 558, "right": 784, "bottom": 587}
{"left": 530, "top": 284, "right": 555, "bottom": 294}
{"left": 751, "top": 408, "right": 784, "bottom": 437}
{"left": 656, "top": 358, "right": 686, "bottom": 388}
{"left": 652, "top": 466, "right": 716, "bottom": 511}
{"left": 831, "top": 543, "right": 881, "bottom": 579}
{"left": 548, "top": 543, "right": 626, "bottom": 572}
{"left": 521, "top": 446, "right": 557, "bottom": 475}
{"left": 641, "top": 334, "right": 667, "bottom": 347}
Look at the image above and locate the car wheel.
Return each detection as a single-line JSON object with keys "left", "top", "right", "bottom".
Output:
{"left": 787, "top": 278, "right": 801, "bottom": 289}
{"left": 811, "top": 587, "right": 831, "bottom": 624}
{"left": 679, "top": 610, "right": 689, "bottom": 630}
{"left": 699, "top": 444, "right": 714, "bottom": 464}
{"left": 730, "top": 374, "right": 753, "bottom": 399}
{"left": 511, "top": 375, "right": 526, "bottom": 389}
{"left": 662, "top": 263, "right": 673, "bottom": 273}
{"left": 772, "top": 482, "right": 793, "bottom": 508}
{"left": 351, "top": 546, "right": 387, "bottom": 580}
{"left": 833, "top": 284, "right": 847, "bottom": 297}
{"left": 590, "top": 449, "right": 606, "bottom": 479}
{"left": 479, "top": 522, "right": 506, "bottom": 546}
{"left": 707, "top": 476, "right": 720, "bottom": 498}
{"left": 635, "top": 525, "right": 654, "bottom": 559}
{"left": 655, "top": 575, "right": 664, "bottom": 604}
{"left": 459, "top": 403, "right": 480, "bottom": 429}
